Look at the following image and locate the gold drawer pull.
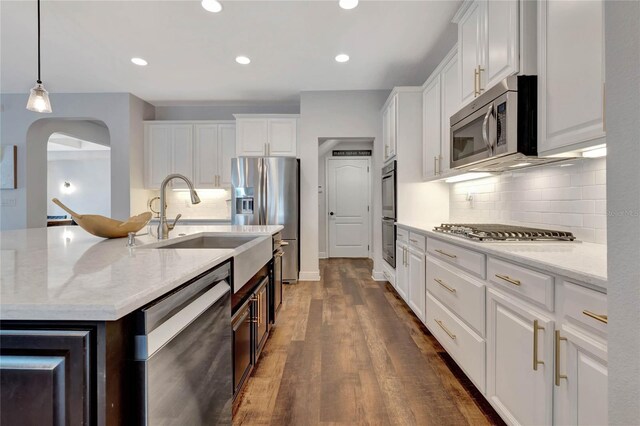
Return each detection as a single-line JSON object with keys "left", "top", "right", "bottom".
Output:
{"left": 435, "top": 319, "right": 456, "bottom": 340}
{"left": 583, "top": 310, "right": 608, "bottom": 324}
{"left": 495, "top": 274, "right": 521, "bottom": 286}
{"left": 555, "top": 330, "right": 568, "bottom": 386}
{"left": 410, "top": 238, "right": 419, "bottom": 244}
{"left": 434, "top": 278, "right": 456, "bottom": 294}
{"left": 533, "top": 320, "right": 545, "bottom": 371}
{"left": 435, "top": 249, "right": 457, "bottom": 259}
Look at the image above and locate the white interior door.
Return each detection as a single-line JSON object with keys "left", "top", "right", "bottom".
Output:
{"left": 327, "top": 158, "right": 370, "bottom": 258}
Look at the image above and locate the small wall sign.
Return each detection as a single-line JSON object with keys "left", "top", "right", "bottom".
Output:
{"left": 332, "top": 150, "right": 372, "bottom": 157}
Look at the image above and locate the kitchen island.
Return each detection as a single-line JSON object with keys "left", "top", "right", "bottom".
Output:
{"left": 0, "top": 224, "right": 283, "bottom": 425}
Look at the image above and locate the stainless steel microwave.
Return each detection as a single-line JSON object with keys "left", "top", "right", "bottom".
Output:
{"left": 450, "top": 75, "right": 561, "bottom": 172}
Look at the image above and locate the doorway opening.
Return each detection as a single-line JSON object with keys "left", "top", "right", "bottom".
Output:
{"left": 318, "top": 138, "right": 373, "bottom": 259}
{"left": 47, "top": 133, "right": 111, "bottom": 226}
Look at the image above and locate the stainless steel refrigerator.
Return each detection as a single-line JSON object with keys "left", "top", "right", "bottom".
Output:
{"left": 231, "top": 157, "right": 299, "bottom": 282}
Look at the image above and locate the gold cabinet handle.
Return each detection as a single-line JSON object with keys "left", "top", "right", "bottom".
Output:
{"left": 555, "top": 330, "right": 568, "bottom": 386}
{"left": 533, "top": 320, "right": 545, "bottom": 371}
{"left": 477, "top": 66, "right": 485, "bottom": 94}
{"left": 434, "top": 278, "right": 456, "bottom": 294}
{"left": 474, "top": 68, "right": 479, "bottom": 97}
{"left": 435, "top": 249, "right": 457, "bottom": 259}
{"left": 583, "top": 310, "right": 608, "bottom": 324}
{"left": 435, "top": 319, "right": 456, "bottom": 340}
{"left": 251, "top": 295, "right": 259, "bottom": 323}
{"left": 495, "top": 274, "right": 521, "bottom": 286}
{"left": 409, "top": 238, "right": 419, "bottom": 244}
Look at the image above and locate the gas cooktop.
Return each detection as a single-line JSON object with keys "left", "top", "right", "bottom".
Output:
{"left": 433, "top": 223, "right": 576, "bottom": 242}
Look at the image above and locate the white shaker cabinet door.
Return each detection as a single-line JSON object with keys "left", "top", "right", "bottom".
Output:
{"left": 422, "top": 75, "right": 441, "bottom": 179}
{"left": 395, "top": 243, "right": 409, "bottom": 303}
{"left": 485, "top": 0, "right": 519, "bottom": 89}
{"left": 219, "top": 124, "right": 236, "bottom": 186}
{"left": 145, "top": 124, "right": 172, "bottom": 189}
{"left": 554, "top": 326, "right": 608, "bottom": 426}
{"left": 268, "top": 118, "right": 297, "bottom": 157}
{"left": 194, "top": 124, "right": 219, "bottom": 188}
{"left": 407, "top": 247, "right": 426, "bottom": 323}
{"left": 538, "top": 0, "right": 605, "bottom": 154}
{"left": 440, "top": 52, "right": 459, "bottom": 176}
{"left": 458, "top": 0, "right": 484, "bottom": 106}
{"left": 487, "top": 289, "right": 554, "bottom": 426}
{"left": 237, "top": 118, "right": 267, "bottom": 157}
{"left": 171, "top": 125, "right": 194, "bottom": 189}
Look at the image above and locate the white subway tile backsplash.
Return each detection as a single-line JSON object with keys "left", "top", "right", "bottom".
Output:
{"left": 450, "top": 158, "right": 606, "bottom": 244}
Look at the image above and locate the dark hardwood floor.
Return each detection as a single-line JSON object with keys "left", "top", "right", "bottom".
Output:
{"left": 233, "top": 258, "right": 505, "bottom": 426}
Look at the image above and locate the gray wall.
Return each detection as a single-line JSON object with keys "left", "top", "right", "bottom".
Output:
{"left": 47, "top": 150, "right": 111, "bottom": 217}
{"left": 299, "top": 90, "right": 389, "bottom": 280}
{"left": 154, "top": 103, "right": 300, "bottom": 120}
{"left": 606, "top": 1, "right": 640, "bottom": 423}
{"left": 0, "top": 93, "right": 154, "bottom": 230}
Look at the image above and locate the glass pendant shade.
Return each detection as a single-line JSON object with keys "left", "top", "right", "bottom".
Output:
{"left": 26, "top": 82, "right": 52, "bottom": 113}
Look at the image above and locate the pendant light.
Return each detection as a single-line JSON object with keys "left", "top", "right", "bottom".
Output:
{"left": 26, "top": 0, "right": 52, "bottom": 113}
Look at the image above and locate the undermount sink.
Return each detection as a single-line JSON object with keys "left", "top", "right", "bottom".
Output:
{"left": 156, "top": 235, "right": 257, "bottom": 249}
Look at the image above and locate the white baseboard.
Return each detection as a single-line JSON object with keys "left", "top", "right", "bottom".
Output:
{"left": 299, "top": 271, "right": 321, "bottom": 281}
{"left": 371, "top": 270, "right": 386, "bottom": 281}
{"left": 319, "top": 252, "right": 328, "bottom": 259}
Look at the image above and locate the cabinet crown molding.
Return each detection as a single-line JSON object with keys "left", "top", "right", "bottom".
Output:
{"left": 232, "top": 114, "right": 300, "bottom": 119}
{"left": 451, "top": 0, "right": 475, "bottom": 24}
{"left": 381, "top": 86, "right": 422, "bottom": 112}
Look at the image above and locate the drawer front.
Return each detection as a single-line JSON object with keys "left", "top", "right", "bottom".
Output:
{"left": 488, "top": 257, "right": 555, "bottom": 311}
{"left": 426, "top": 292, "right": 486, "bottom": 393}
{"left": 427, "top": 238, "right": 486, "bottom": 279}
{"left": 397, "top": 227, "right": 409, "bottom": 243}
{"left": 426, "top": 256, "right": 485, "bottom": 336}
{"left": 563, "top": 281, "right": 607, "bottom": 334}
{"left": 408, "top": 232, "right": 426, "bottom": 252}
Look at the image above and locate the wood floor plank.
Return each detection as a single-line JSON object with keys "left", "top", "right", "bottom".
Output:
{"left": 233, "top": 258, "right": 504, "bottom": 426}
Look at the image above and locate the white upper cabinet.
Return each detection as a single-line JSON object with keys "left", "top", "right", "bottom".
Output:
{"left": 422, "top": 46, "right": 458, "bottom": 180}
{"left": 485, "top": 0, "right": 520, "bottom": 88}
{"left": 145, "top": 124, "right": 172, "bottom": 189}
{"left": 422, "top": 75, "right": 442, "bottom": 179}
{"left": 145, "top": 121, "right": 236, "bottom": 190}
{"left": 235, "top": 115, "right": 298, "bottom": 157}
{"left": 218, "top": 124, "right": 236, "bottom": 187}
{"left": 457, "top": 0, "right": 485, "bottom": 106}
{"left": 455, "top": 0, "right": 524, "bottom": 107}
{"left": 382, "top": 94, "right": 398, "bottom": 162}
{"left": 538, "top": 0, "right": 605, "bottom": 155}
{"left": 145, "top": 123, "right": 193, "bottom": 189}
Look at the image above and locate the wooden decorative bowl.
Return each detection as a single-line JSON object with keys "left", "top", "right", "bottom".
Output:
{"left": 52, "top": 198, "right": 152, "bottom": 239}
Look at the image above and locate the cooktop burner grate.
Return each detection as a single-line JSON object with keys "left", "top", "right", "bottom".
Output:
{"left": 433, "top": 223, "right": 576, "bottom": 242}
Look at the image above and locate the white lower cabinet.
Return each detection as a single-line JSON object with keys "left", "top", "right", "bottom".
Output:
{"left": 395, "top": 242, "right": 409, "bottom": 302}
{"left": 427, "top": 292, "right": 486, "bottom": 392}
{"left": 487, "top": 288, "right": 554, "bottom": 426}
{"left": 554, "top": 325, "right": 608, "bottom": 426}
{"left": 407, "top": 247, "right": 425, "bottom": 322}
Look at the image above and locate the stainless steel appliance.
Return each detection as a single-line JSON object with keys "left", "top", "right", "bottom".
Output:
{"left": 270, "top": 233, "right": 284, "bottom": 324}
{"left": 450, "top": 75, "right": 566, "bottom": 171}
{"left": 232, "top": 157, "right": 299, "bottom": 283}
{"left": 381, "top": 161, "right": 397, "bottom": 268}
{"left": 433, "top": 223, "right": 576, "bottom": 242}
{"left": 135, "top": 262, "right": 232, "bottom": 425}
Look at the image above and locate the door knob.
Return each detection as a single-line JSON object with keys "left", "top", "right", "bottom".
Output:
{"left": 329, "top": 212, "right": 334, "bottom": 216}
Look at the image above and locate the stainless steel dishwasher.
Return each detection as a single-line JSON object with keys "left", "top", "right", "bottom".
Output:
{"left": 135, "top": 262, "right": 232, "bottom": 425}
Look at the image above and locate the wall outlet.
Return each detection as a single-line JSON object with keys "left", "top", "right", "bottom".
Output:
{"left": 466, "top": 192, "right": 474, "bottom": 202}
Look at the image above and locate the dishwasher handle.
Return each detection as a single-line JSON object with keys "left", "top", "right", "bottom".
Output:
{"left": 135, "top": 280, "right": 231, "bottom": 360}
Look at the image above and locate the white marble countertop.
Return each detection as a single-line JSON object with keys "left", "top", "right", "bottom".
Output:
{"left": 0, "top": 224, "right": 282, "bottom": 321}
{"left": 396, "top": 222, "right": 607, "bottom": 291}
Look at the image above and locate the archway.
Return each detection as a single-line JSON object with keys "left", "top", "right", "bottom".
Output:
{"left": 25, "top": 118, "right": 111, "bottom": 228}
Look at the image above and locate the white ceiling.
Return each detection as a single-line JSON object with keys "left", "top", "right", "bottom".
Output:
{"left": 1, "top": 0, "right": 460, "bottom": 105}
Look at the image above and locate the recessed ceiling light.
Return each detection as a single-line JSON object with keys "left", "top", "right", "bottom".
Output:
{"left": 339, "top": 0, "right": 359, "bottom": 10}
{"left": 235, "top": 56, "right": 251, "bottom": 65}
{"left": 131, "top": 57, "right": 148, "bottom": 66}
{"left": 201, "top": 0, "right": 222, "bottom": 13}
{"left": 335, "top": 54, "right": 350, "bottom": 63}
